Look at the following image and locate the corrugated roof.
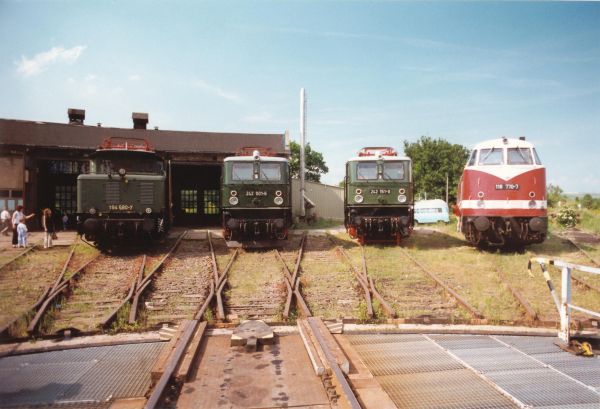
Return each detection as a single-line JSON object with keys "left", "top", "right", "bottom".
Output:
{"left": 0, "top": 118, "right": 287, "bottom": 155}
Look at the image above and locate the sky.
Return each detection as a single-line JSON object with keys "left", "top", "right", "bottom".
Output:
{"left": 1, "top": 0, "right": 599, "bottom": 193}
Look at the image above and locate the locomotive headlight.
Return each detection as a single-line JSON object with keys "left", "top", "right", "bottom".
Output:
{"left": 397, "top": 194, "right": 407, "bottom": 203}
{"left": 89, "top": 207, "right": 97, "bottom": 215}
{"left": 477, "top": 200, "right": 485, "bottom": 208}
{"left": 529, "top": 191, "right": 536, "bottom": 198}
{"left": 145, "top": 207, "right": 152, "bottom": 214}
{"left": 230, "top": 190, "right": 238, "bottom": 197}
{"left": 354, "top": 194, "right": 364, "bottom": 203}
{"left": 528, "top": 200, "right": 537, "bottom": 209}
{"left": 399, "top": 188, "right": 406, "bottom": 194}
{"left": 275, "top": 190, "right": 282, "bottom": 197}
{"left": 355, "top": 188, "right": 362, "bottom": 194}
{"left": 274, "top": 196, "right": 284, "bottom": 205}
{"left": 229, "top": 196, "right": 239, "bottom": 205}
{"left": 477, "top": 191, "right": 485, "bottom": 198}
{"left": 118, "top": 168, "right": 126, "bottom": 176}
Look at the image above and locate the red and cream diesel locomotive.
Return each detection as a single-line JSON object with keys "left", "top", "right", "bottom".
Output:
{"left": 455, "top": 137, "right": 547, "bottom": 247}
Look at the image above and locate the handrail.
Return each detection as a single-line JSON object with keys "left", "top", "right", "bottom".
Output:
{"left": 528, "top": 257, "right": 600, "bottom": 344}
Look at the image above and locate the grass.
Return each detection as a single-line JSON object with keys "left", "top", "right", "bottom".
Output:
{"left": 579, "top": 208, "right": 600, "bottom": 235}
{"left": 294, "top": 218, "right": 344, "bottom": 230}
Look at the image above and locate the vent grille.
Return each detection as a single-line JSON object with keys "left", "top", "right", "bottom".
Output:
{"left": 140, "top": 182, "right": 154, "bottom": 205}
{"left": 105, "top": 181, "right": 120, "bottom": 204}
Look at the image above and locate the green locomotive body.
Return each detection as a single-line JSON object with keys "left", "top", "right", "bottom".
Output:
{"left": 345, "top": 147, "right": 414, "bottom": 244}
{"left": 221, "top": 149, "right": 292, "bottom": 244}
{"left": 77, "top": 138, "right": 167, "bottom": 247}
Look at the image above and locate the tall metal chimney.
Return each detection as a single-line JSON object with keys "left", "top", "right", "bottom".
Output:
{"left": 132, "top": 112, "right": 148, "bottom": 130}
{"left": 300, "top": 88, "right": 306, "bottom": 218}
{"left": 68, "top": 108, "right": 85, "bottom": 125}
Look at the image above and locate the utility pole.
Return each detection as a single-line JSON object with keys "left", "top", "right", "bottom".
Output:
{"left": 300, "top": 88, "right": 306, "bottom": 219}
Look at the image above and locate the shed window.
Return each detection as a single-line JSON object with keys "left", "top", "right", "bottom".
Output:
{"left": 181, "top": 190, "right": 198, "bottom": 214}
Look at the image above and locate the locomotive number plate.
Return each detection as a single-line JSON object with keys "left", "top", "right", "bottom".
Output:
{"left": 245, "top": 191, "right": 268, "bottom": 197}
{"left": 108, "top": 204, "right": 134, "bottom": 211}
{"left": 370, "top": 189, "right": 391, "bottom": 194}
{"left": 495, "top": 183, "right": 520, "bottom": 190}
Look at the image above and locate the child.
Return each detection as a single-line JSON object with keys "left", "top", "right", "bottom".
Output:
{"left": 17, "top": 221, "right": 28, "bottom": 248}
{"left": 62, "top": 213, "right": 69, "bottom": 231}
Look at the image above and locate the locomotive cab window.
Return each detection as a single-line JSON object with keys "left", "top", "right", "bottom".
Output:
{"left": 231, "top": 162, "right": 254, "bottom": 181}
{"left": 507, "top": 148, "right": 533, "bottom": 165}
{"left": 382, "top": 162, "right": 405, "bottom": 180}
{"left": 467, "top": 150, "right": 477, "bottom": 166}
{"left": 259, "top": 163, "right": 282, "bottom": 181}
{"left": 533, "top": 148, "right": 542, "bottom": 165}
{"left": 356, "top": 162, "right": 378, "bottom": 180}
{"left": 93, "top": 153, "right": 163, "bottom": 175}
{"left": 478, "top": 148, "right": 504, "bottom": 165}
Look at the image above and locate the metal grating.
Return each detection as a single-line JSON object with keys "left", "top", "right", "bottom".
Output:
{"left": 494, "top": 335, "right": 564, "bottom": 355}
{"left": 139, "top": 182, "right": 154, "bottom": 206}
{"left": 448, "top": 347, "right": 544, "bottom": 373}
{"left": 0, "top": 342, "right": 165, "bottom": 408}
{"left": 62, "top": 343, "right": 164, "bottom": 401}
{"left": 532, "top": 353, "right": 600, "bottom": 388}
{"left": 378, "top": 370, "right": 517, "bottom": 409}
{"left": 485, "top": 368, "right": 600, "bottom": 407}
{"left": 346, "top": 333, "right": 424, "bottom": 345}
{"left": 429, "top": 334, "right": 503, "bottom": 350}
{"left": 104, "top": 182, "right": 120, "bottom": 205}
{"left": 347, "top": 334, "right": 518, "bottom": 408}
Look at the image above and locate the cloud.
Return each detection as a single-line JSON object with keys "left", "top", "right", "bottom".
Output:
{"left": 16, "top": 45, "right": 87, "bottom": 77}
{"left": 192, "top": 80, "right": 242, "bottom": 103}
{"left": 129, "top": 74, "right": 142, "bottom": 81}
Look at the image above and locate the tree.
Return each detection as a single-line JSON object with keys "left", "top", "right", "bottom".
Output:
{"left": 581, "top": 194, "right": 594, "bottom": 209}
{"left": 547, "top": 184, "right": 566, "bottom": 208}
{"left": 289, "top": 141, "right": 329, "bottom": 183}
{"left": 403, "top": 136, "right": 469, "bottom": 204}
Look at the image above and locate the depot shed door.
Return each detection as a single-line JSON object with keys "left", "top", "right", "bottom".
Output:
{"left": 171, "top": 164, "right": 221, "bottom": 227}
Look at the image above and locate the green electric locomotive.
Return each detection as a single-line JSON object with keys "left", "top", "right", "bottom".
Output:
{"left": 221, "top": 148, "right": 292, "bottom": 246}
{"left": 345, "top": 147, "right": 414, "bottom": 244}
{"left": 77, "top": 137, "right": 168, "bottom": 247}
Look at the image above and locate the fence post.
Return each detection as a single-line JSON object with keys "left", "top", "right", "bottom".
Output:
{"left": 559, "top": 266, "right": 572, "bottom": 344}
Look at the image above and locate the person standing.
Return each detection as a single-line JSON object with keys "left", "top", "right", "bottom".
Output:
{"left": 42, "top": 208, "right": 55, "bottom": 249}
{"left": 62, "top": 213, "right": 68, "bottom": 231}
{"left": 1, "top": 206, "right": 10, "bottom": 236}
{"left": 11, "top": 205, "right": 35, "bottom": 248}
{"left": 17, "top": 221, "right": 28, "bottom": 248}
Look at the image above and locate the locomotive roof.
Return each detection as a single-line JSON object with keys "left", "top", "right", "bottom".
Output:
{"left": 472, "top": 138, "right": 536, "bottom": 150}
{"left": 223, "top": 155, "right": 289, "bottom": 163}
{"left": 347, "top": 155, "right": 411, "bottom": 162}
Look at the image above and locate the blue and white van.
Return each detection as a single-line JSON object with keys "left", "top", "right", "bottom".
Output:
{"left": 414, "top": 199, "right": 450, "bottom": 224}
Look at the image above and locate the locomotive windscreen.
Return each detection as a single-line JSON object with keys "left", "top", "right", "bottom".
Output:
{"left": 91, "top": 152, "right": 163, "bottom": 175}
{"left": 356, "top": 161, "right": 407, "bottom": 180}
{"left": 229, "top": 161, "right": 284, "bottom": 182}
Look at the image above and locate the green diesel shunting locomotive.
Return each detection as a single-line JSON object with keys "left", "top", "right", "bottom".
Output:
{"left": 77, "top": 137, "right": 168, "bottom": 247}
{"left": 221, "top": 148, "right": 292, "bottom": 245}
{"left": 345, "top": 147, "right": 414, "bottom": 244}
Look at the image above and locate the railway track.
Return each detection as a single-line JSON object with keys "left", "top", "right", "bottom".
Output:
{"left": 0, "top": 246, "right": 75, "bottom": 337}
{"left": 45, "top": 253, "right": 143, "bottom": 333}
{"left": 298, "top": 235, "right": 361, "bottom": 320}
{"left": 142, "top": 235, "right": 213, "bottom": 327}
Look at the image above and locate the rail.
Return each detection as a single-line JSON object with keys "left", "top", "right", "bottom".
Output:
{"left": 528, "top": 257, "right": 600, "bottom": 344}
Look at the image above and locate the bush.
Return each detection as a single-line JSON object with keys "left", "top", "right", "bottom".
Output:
{"left": 556, "top": 207, "right": 578, "bottom": 228}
